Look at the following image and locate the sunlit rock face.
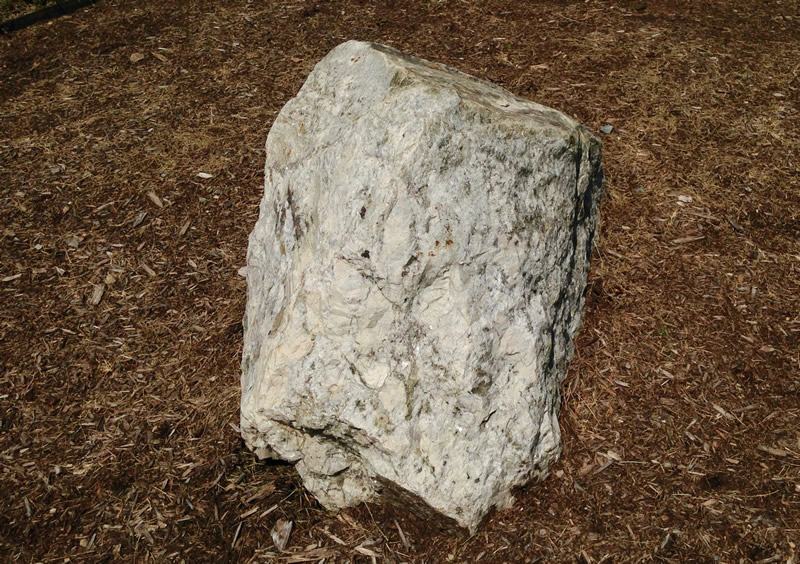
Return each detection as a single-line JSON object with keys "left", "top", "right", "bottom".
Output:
{"left": 241, "top": 40, "right": 603, "bottom": 532}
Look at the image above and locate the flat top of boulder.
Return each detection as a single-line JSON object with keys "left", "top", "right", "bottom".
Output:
{"left": 291, "top": 40, "right": 587, "bottom": 139}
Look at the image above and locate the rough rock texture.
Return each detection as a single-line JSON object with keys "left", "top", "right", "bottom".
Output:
{"left": 241, "top": 40, "right": 604, "bottom": 532}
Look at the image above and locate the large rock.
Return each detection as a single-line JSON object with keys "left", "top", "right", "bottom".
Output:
{"left": 241, "top": 40, "right": 603, "bottom": 532}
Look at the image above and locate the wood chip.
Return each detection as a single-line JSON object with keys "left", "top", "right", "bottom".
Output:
{"left": 323, "top": 529, "right": 347, "bottom": 545}
{"left": 711, "top": 403, "right": 735, "bottom": 420}
{"left": 90, "top": 284, "right": 105, "bottom": 306}
{"left": 671, "top": 235, "right": 705, "bottom": 245}
{"left": 283, "top": 547, "right": 336, "bottom": 563}
{"left": 151, "top": 51, "right": 168, "bottom": 62}
{"left": 231, "top": 522, "right": 243, "bottom": 548}
{"left": 244, "top": 483, "right": 275, "bottom": 504}
{"left": 394, "top": 520, "right": 410, "bottom": 550}
{"left": 686, "top": 210, "right": 720, "bottom": 221}
{"left": 758, "top": 445, "right": 790, "bottom": 457}
{"left": 65, "top": 235, "right": 82, "bottom": 248}
{"left": 726, "top": 216, "right": 744, "bottom": 233}
{"left": 259, "top": 504, "right": 278, "bottom": 519}
{"left": 1, "top": 273, "right": 22, "bottom": 282}
{"left": 354, "top": 544, "right": 380, "bottom": 557}
{"left": 178, "top": 218, "right": 191, "bottom": 236}
{"left": 658, "top": 367, "right": 675, "bottom": 379}
{"left": 147, "top": 190, "right": 164, "bottom": 208}
{"left": 271, "top": 519, "right": 293, "bottom": 551}
{"left": 132, "top": 211, "right": 147, "bottom": 227}
{"left": 239, "top": 506, "right": 259, "bottom": 519}
{"left": 593, "top": 459, "right": 614, "bottom": 474}
{"left": 93, "top": 201, "right": 115, "bottom": 214}
{"left": 141, "top": 263, "right": 157, "bottom": 277}
{"left": 338, "top": 512, "right": 360, "bottom": 530}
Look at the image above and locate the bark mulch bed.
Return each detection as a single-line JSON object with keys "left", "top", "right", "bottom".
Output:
{"left": 1, "top": 0, "right": 798, "bottom": 561}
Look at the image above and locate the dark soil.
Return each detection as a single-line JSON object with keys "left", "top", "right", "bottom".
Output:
{"left": 1, "top": 0, "right": 798, "bottom": 561}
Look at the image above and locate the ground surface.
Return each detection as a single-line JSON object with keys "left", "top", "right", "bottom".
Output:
{"left": 1, "top": 0, "right": 798, "bottom": 562}
{"left": 1, "top": 0, "right": 56, "bottom": 21}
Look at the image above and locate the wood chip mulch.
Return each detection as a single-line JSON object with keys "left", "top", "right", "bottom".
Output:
{"left": 1, "top": 0, "right": 798, "bottom": 561}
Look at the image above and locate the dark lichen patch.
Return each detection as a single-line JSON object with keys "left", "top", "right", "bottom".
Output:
{"left": 286, "top": 186, "right": 306, "bottom": 240}
{"left": 268, "top": 307, "right": 285, "bottom": 336}
{"left": 388, "top": 70, "right": 414, "bottom": 90}
{"left": 470, "top": 381, "right": 491, "bottom": 397}
{"left": 401, "top": 254, "right": 418, "bottom": 277}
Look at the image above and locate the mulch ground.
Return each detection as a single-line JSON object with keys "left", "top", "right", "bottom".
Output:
{"left": 1, "top": 0, "right": 798, "bottom": 561}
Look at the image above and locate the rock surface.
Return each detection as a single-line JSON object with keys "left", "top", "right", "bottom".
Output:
{"left": 241, "top": 40, "right": 604, "bottom": 532}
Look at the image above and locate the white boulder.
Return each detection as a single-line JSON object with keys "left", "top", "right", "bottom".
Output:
{"left": 241, "top": 40, "right": 603, "bottom": 532}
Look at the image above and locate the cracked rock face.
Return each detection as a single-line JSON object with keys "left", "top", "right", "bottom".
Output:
{"left": 241, "top": 40, "right": 604, "bottom": 532}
